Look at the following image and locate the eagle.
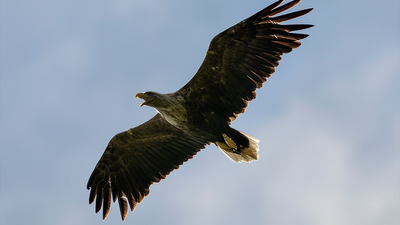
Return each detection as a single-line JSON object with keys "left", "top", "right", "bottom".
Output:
{"left": 87, "top": 0, "right": 313, "bottom": 221}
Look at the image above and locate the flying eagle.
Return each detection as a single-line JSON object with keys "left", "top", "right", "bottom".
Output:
{"left": 87, "top": 0, "right": 313, "bottom": 221}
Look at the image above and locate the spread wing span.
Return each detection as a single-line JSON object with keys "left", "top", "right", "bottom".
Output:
{"left": 87, "top": 0, "right": 313, "bottom": 221}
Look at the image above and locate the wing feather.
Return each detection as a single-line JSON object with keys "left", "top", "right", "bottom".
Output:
{"left": 177, "top": 0, "right": 313, "bottom": 122}
{"left": 268, "top": 0, "right": 301, "bottom": 16}
{"left": 102, "top": 182, "right": 112, "bottom": 220}
{"left": 87, "top": 114, "right": 207, "bottom": 220}
{"left": 118, "top": 197, "right": 128, "bottom": 221}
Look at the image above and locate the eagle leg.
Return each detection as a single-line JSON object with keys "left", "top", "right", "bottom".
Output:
{"left": 222, "top": 133, "right": 238, "bottom": 150}
{"left": 215, "top": 134, "right": 240, "bottom": 154}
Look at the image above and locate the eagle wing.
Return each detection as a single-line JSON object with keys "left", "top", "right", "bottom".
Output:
{"left": 177, "top": 0, "right": 313, "bottom": 122}
{"left": 87, "top": 114, "right": 207, "bottom": 221}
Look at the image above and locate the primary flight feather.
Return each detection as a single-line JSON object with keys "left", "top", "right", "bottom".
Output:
{"left": 87, "top": 0, "right": 313, "bottom": 220}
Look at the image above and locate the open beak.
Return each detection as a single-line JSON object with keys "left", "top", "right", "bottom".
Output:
{"left": 135, "top": 93, "right": 147, "bottom": 107}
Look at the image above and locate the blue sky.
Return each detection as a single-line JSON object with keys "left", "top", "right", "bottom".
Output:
{"left": 1, "top": 0, "right": 399, "bottom": 224}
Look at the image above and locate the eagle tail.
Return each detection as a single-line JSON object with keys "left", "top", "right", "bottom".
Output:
{"left": 216, "top": 131, "right": 259, "bottom": 163}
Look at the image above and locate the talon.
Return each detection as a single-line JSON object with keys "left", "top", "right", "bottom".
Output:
{"left": 222, "top": 133, "right": 237, "bottom": 150}
{"left": 232, "top": 148, "right": 240, "bottom": 154}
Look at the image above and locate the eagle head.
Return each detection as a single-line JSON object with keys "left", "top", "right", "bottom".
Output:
{"left": 135, "top": 91, "right": 166, "bottom": 108}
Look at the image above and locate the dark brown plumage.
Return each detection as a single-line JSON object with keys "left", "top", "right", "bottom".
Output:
{"left": 87, "top": 0, "right": 313, "bottom": 221}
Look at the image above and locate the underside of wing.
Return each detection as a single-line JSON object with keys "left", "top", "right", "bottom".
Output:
{"left": 177, "top": 0, "right": 313, "bottom": 122}
{"left": 87, "top": 114, "right": 208, "bottom": 221}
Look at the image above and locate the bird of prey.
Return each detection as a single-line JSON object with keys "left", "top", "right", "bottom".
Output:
{"left": 87, "top": 0, "right": 313, "bottom": 221}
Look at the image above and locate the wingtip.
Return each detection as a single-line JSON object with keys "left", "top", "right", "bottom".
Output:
{"left": 304, "top": 8, "right": 314, "bottom": 13}
{"left": 119, "top": 197, "right": 128, "bottom": 221}
{"left": 88, "top": 186, "right": 97, "bottom": 205}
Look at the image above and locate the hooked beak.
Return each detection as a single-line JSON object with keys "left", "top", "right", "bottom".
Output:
{"left": 135, "top": 93, "right": 148, "bottom": 107}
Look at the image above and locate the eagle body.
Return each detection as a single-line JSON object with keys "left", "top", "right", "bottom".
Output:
{"left": 136, "top": 90, "right": 258, "bottom": 161}
{"left": 88, "top": 0, "right": 313, "bottom": 221}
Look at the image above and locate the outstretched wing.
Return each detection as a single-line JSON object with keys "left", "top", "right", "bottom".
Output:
{"left": 87, "top": 114, "right": 207, "bottom": 221}
{"left": 177, "top": 0, "right": 313, "bottom": 122}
